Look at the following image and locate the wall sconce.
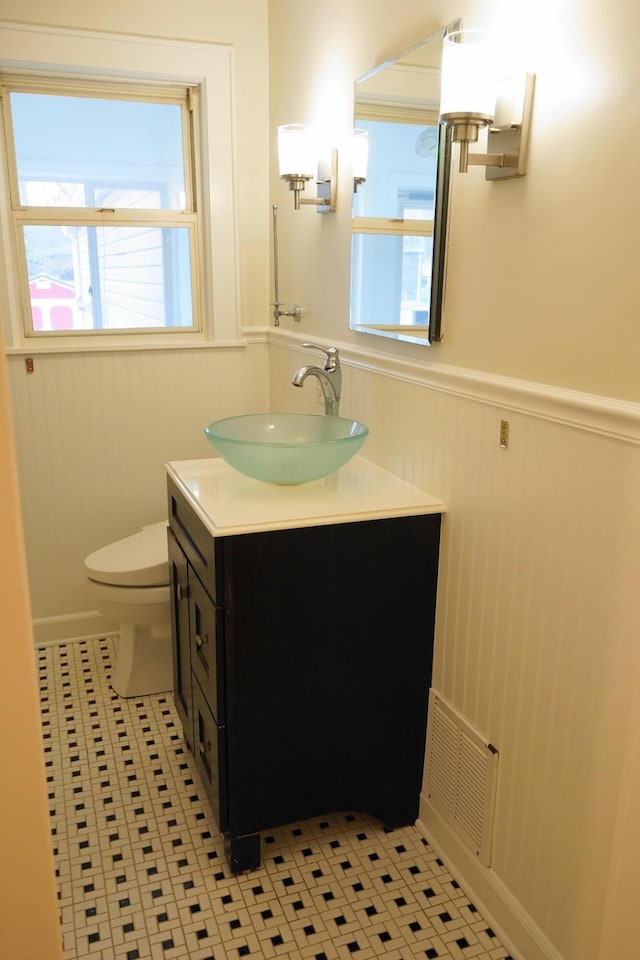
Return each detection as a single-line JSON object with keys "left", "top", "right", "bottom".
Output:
{"left": 439, "top": 30, "right": 535, "bottom": 179}
{"left": 352, "top": 129, "right": 369, "bottom": 192}
{"left": 277, "top": 123, "right": 337, "bottom": 212}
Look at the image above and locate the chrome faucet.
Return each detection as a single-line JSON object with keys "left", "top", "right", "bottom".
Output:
{"left": 291, "top": 343, "right": 342, "bottom": 416}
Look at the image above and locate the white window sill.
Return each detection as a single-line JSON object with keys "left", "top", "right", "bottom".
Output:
{"left": 5, "top": 336, "right": 245, "bottom": 357}
{"left": 4, "top": 326, "right": 269, "bottom": 355}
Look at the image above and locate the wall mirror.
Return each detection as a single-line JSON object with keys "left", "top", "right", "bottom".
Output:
{"left": 349, "top": 20, "right": 461, "bottom": 346}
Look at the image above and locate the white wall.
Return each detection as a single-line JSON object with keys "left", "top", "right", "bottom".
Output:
{"left": 6, "top": 346, "right": 268, "bottom": 620}
{"left": 268, "top": 1, "right": 640, "bottom": 958}
{"left": 2, "top": 0, "right": 272, "bottom": 622}
{"left": 272, "top": 336, "right": 640, "bottom": 960}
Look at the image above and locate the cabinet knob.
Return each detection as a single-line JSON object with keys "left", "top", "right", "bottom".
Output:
{"left": 195, "top": 633, "right": 209, "bottom": 649}
{"left": 176, "top": 583, "right": 188, "bottom": 601}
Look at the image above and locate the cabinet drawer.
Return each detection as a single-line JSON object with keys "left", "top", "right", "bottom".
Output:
{"left": 167, "top": 477, "right": 221, "bottom": 602}
{"left": 188, "top": 566, "right": 225, "bottom": 723}
{"left": 192, "top": 675, "right": 227, "bottom": 833}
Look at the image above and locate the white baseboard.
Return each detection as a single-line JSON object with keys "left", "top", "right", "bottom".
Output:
{"left": 32, "top": 610, "right": 118, "bottom": 647}
{"left": 418, "top": 795, "right": 565, "bottom": 960}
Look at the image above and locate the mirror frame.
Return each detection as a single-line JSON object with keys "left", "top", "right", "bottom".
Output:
{"left": 350, "top": 19, "right": 461, "bottom": 346}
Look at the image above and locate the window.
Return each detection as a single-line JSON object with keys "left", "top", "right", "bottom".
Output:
{"left": 350, "top": 114, "right": 439, "bottom": 335}
{"left": 1, "top": 79, "right": 199, "bottom": 336}
{"left": 0, "top": 23, "right": 240, "bottom": 350}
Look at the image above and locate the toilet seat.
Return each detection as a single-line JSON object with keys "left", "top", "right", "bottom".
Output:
{"left": 85, "top": 521, "right": 169, "bottom": 588}
{"left": 88, "top": 580, "right": 169, "bottom": 607}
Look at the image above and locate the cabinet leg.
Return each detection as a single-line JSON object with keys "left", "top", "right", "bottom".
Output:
{"left": 226, "top": 832, "right": 261, "bottom": 874}
{"left": 375, "top": 800, "right": 418, "bottom": 831}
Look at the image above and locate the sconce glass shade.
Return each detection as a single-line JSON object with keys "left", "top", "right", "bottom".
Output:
{"left": 352, "top": 129, "right": 369, "bottom": 182}
{"left": 440, "top": 30, "right": 497, "bottom": 124}
{"left": 278, "top": 124, "right": 317, "bottom": 179}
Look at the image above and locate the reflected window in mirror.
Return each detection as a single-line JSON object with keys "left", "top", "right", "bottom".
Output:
{"left": 351, "top": 118, "right": 438, "bottom": 336}
{"left": 349, "top": 20, "right": 461, "bottom": 346}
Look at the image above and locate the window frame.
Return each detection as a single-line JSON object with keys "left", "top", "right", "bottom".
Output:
{"left": 351, "top": 107, "right": 439, "bottom": 336}
{"left": 0, "top": 23, "right": 240, "bottom": 352}
{"left": 3, "top": 76, "right": 200, "bottom": 338}
{"left": 351, "top": 104, "right": 440, "bottom": 241}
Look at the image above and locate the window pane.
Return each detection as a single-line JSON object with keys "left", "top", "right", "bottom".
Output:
{"left": 10, "top": 93, "right": 186, "bottom": 209}
{"left": 350, "top": 232, "right": 433, "bottom": 328}
{"left": 352, "top": 119, "right": 438, "bottom": 220}
{"left": 24, "top": 225, "right": 193, "bottom": 331}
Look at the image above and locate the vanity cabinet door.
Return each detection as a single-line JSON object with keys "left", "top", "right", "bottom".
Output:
{"left": 167, "top": 477, "right": 222, "bottom": 601}
{"left": 168, "top": 528, "right": 192, "bottom": 748}
{"left": 192, "top": 676, "right": 228, "bottom": 832}
{"left": 188, "top": 566, "right": 225, "bottom": 723}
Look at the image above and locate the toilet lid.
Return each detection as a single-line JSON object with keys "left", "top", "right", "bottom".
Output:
{"left": 85, "top": 521, "right": 169, "bottom": 587}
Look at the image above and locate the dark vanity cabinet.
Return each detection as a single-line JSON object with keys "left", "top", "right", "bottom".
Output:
{"left": 167, "top": 482, "right": 228, "bottom": 836}
{"left": 167, "top": 471, "right": 442, "bottom": 873}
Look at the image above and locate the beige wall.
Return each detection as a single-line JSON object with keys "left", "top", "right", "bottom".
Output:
{"left": 268, "top": 1, "right": 640, "bottom": 959}
{"left": 268, "top": 0, "right": 640, "bottom": 403}
{"left": 0, "top": 0, "right": 271, "bottom": 332}
{"left": 0, "top": 337, "right": 61, "bottom": 957}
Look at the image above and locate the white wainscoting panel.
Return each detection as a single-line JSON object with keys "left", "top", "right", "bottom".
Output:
{"left": 7, "top": 343, "right": 269, "bottom": 622}
{"left": 269, "top": 332, "right": 640, "bottom": 960}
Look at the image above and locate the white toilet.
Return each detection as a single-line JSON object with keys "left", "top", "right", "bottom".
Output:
{"left": 85, "top": 521, "right": 172, "bottom": 698}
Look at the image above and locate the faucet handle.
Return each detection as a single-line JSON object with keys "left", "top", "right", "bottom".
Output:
{"left": 302, "top": 342, "right": 340, "bottom": 370}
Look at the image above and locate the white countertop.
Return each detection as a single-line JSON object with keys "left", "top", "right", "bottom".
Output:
{"left": 166, "top": 456, "right": 445, "bottom": 537}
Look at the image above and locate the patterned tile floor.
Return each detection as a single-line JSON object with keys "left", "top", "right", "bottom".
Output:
{"left": 38, "top": 638, "right": 512, "bottom": 960}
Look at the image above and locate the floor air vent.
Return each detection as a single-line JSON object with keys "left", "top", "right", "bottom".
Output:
{"left": 425, "top": 690, "right": 499, "bottom": 867}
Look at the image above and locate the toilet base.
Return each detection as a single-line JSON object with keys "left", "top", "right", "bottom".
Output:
{"left": 111, "top": 621, "right": 173, "bottom": 698}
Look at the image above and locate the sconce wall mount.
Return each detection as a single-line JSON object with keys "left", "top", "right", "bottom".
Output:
{"left": 312, "top": 148, "right": 338, "bottom": 212}
{"left": 481, "top": 72, "right": 535, "bottom": 180}
{"left": 352, "top": 128, "right": 369, "bottom": 193}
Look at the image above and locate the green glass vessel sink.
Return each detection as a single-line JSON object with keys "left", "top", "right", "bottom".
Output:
{"left": 204, "top": 413, "right": 369, "bottom": 484}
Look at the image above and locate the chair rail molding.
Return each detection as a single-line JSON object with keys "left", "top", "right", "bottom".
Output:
{"left": 269, "top": 328, "right": 640, "bottom": 446}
